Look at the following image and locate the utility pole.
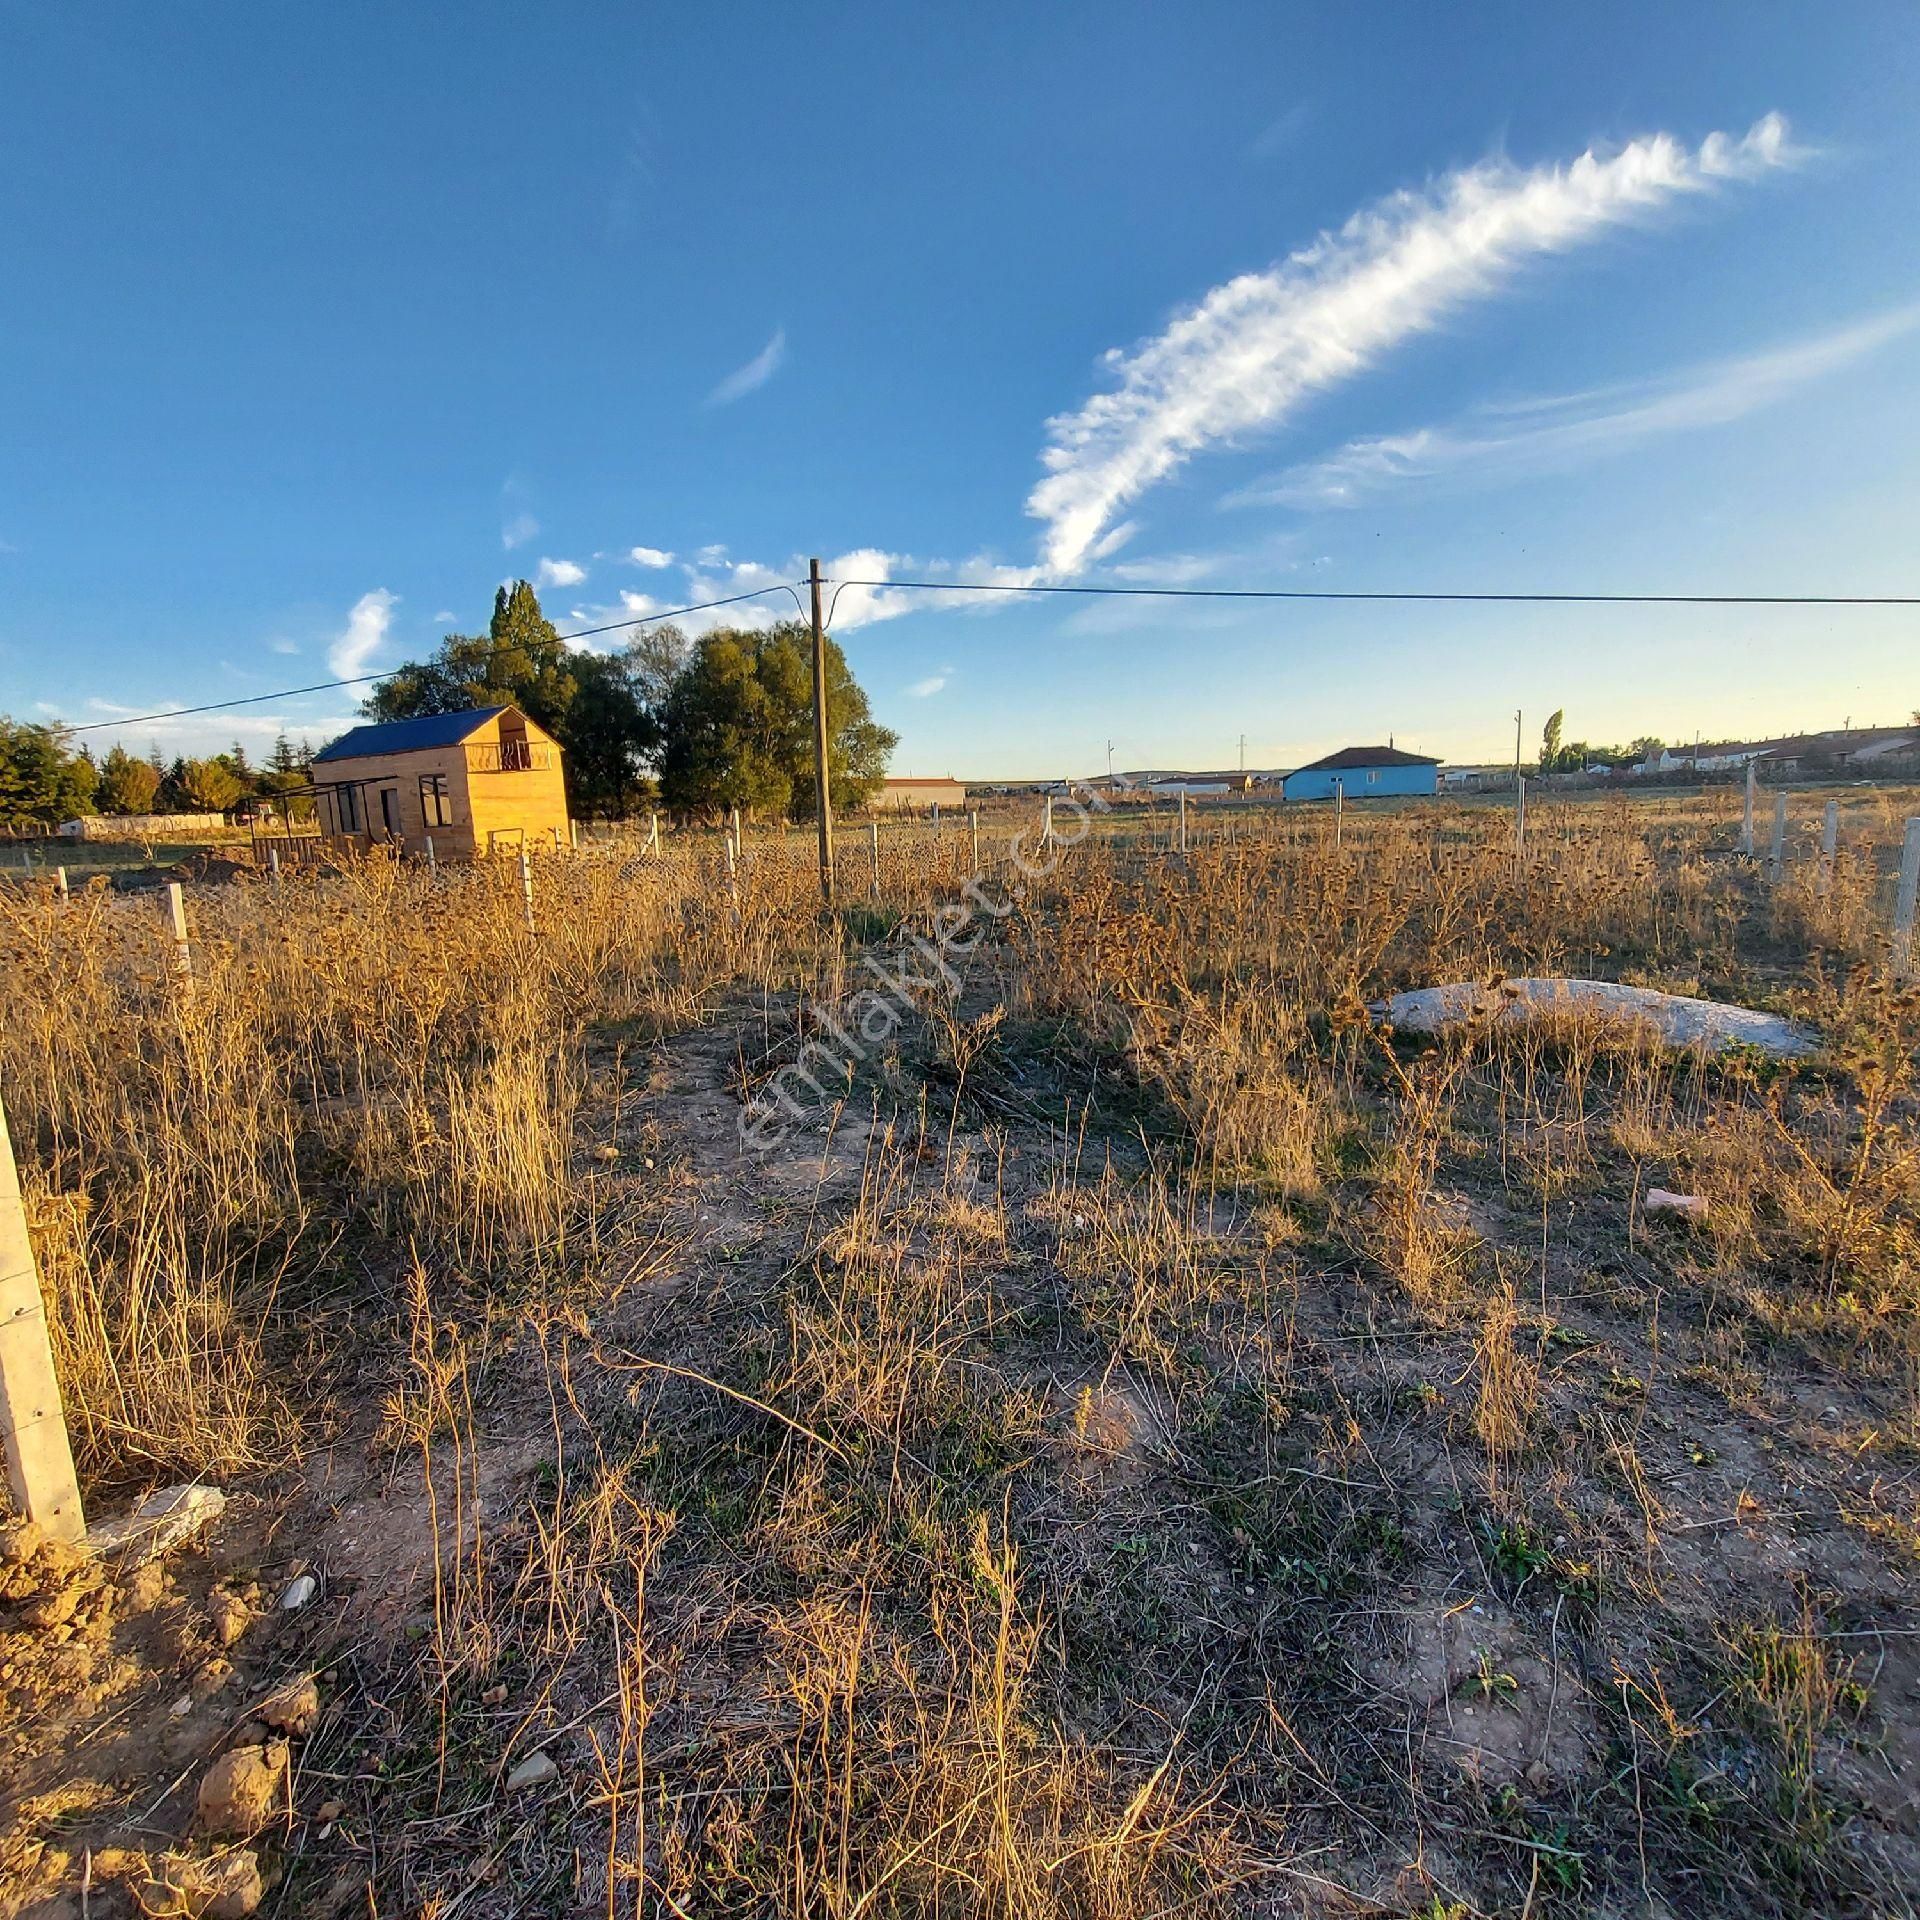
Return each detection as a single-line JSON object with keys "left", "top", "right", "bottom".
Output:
{"left": 1513, "top": 710, "right": 1523, "bottom": 788}
{"left": 808, "top": 556, "right": 834, "bottom": 906}
{"left": 1106, "top": 740, "right": 1113, "bottom": 783}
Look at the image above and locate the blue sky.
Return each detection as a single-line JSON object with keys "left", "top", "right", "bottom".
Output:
{"left": 4, "top": 2, "right": 1918, "bottom": 775}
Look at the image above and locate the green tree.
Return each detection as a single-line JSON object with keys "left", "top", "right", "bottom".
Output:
{"left": 163, "top": 756, "right": 245, "bottom": 813}
{"left": 97, "top": 744, "right": 163, "bottom": 814}
{"left": 565, "top": 649, "right": 662, "bottom": 819}
{"left": 366, "top": 581, "right": 576, "bottom": 735}
{"left": 657, "top": 622, "right": 895, "bottom": 820}
{"left": 0, "top": 719, "right": 98, "bottom": 826}
{"left": 1540, "top": 709, "right": 1564, "bottom": 773}
{"left": 363, "top": 583, "right": 671, "bottom": 817}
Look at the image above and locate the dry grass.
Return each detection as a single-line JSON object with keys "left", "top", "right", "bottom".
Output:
{"left": 5, "top": 786, "right": 1920, "bottom": 1919}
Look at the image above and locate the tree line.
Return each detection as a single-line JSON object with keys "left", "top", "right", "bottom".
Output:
{"left": 0, "top": 721, "right": 315, "bottom": 832}
{"left": 1, "top": 579, "right": 899, "bottom": 832}
{"left": 364, "top": 580, "right": 897, "bottom": 820}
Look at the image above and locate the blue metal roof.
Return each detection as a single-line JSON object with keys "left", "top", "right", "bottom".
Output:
{"left": 313, "top": 707, "right": 508, "bottom": 763}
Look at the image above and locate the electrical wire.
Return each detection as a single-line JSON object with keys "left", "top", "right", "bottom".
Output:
{"left": 60, "top": 585, "right": 799, "bottom": 735}
{"left": 56, "top": 568, "right": 1920, "bottom": 738}
{"left": 824, "top": 577, "right": 1920, "bottom": 607}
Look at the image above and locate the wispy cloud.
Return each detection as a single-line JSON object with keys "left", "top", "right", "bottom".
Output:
{"left": 627, "top": 545, "right": 674, "bottom": 568}
{"left": 1248, "top": 103, "right": 1310, "bottom": 162}
{"left": 269, "top": 637, "right": 300, "bottom": 655}
{"left": 706, "top": 327, "right": 787, "bottom": 406}
{"left": 1028, "top": 114, "right": 1796, "bottom": 575}
{"left": 537, "top": 556, "right": 587, "bottom": 588}
{"left": 501, "top": 510, "right": 539, "bottom": 551}
{"left": 905, "top": 666, "right": 954, "bottom": 698}
{"left": 1229, "top": 304, "right": 1920, "bottom": 509}
{"left": 431, "top": 609, "right": 457, "bottom": 624}
{"left": 328, "top": 589, "right": 397, "bottom": 678}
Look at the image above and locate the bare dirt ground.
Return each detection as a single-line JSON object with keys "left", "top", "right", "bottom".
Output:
{"left": 7, "top": 946, "right": 1920, "bottom": 1920}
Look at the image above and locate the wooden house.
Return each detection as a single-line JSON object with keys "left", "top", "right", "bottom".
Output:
{"left": 308, "top": 706, "right": 569, "bottom": 858}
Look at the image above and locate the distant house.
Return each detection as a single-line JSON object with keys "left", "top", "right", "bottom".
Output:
{"left": 1284, "top": 745, "right": 1440, "bottom": 802}
{"left": 1141, "top": 769, "right": 1261, "bottom": 796}
{"left": 309, "top": 706, "right": 568, "bottom": 857}
{"left": 872, "top": 775, "right": 967, "bottom": 813}
{"left": 1635, "top": 727, "right": 1920, "bottom": 779}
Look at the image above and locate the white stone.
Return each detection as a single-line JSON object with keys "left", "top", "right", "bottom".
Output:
{"left": 1372, "top": 978, "right": 1816, "bottom": 1059}
{"left": 90, "top": 1483, "right": 227, "bottom": 1567}
{"left": 279, "top": 1573, "right": 318, "bottom": 1611}
{"left": 504, "top": 1750, "right": 559, "bottom": 1793}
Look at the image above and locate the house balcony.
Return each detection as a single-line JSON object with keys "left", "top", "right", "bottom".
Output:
{"left": 467, "top": 741, "right": 554, "bottom": 773}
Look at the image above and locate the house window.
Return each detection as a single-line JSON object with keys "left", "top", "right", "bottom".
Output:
{"left": 419, "top": 773, "right": 453, "bottom": 828}
{"left": 1366, "top": 770, "right": 1379, "bottom": 785}
{"left": 336, "top": 785, "right": 362, "bottom": 833}
{"left": 379, "top": 788, "right": 400, "bottom": 836}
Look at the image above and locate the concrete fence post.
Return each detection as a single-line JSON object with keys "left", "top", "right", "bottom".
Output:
{"left": 869, "top": 820, "right": 880, "bottom": 901}
{"left": 728, "top": 807, "right": 742, "bottom": 867}
{"left": 932, "top": 801, "right": 940, "bottom": 830}
{"left": 519, "top": 845, "right": 536, "bottom": 935}
{"left": 0, "top": 1090, "right": 85, "bottom": 1543}
{"left": 1514, "top": 777, "right": 1527, "bottom": 874}
{"left": 267, "top": 846, "right": 281, "bottom": 883}
{"left": 1333, "top": 780, "right": 1343, "bottom": 851}
{"left": 54, "top": 866, "right": 68, "bottom": 908}
{"left": 424, "top": 835, "right": 436, "bottom": 876}
{"left": 1818, "top": 800, "right": 1839, "bottom": 897}
{"left": 1178, "top": 789, "right": 1188, "bottom": 855}
{"left": 1894, "top": 817, "right": 1920, "bottom": 980}
{"left": 1041, "top": 794, "right": 1053, "bottom": 857}
{"left": 569, "top": 818, "right": 579, "bottom": 852}
{"left": 1770, "top": 791, "right": 1788, "bottom": 881}
{"left": 969, "top": 809, "right": 980, "bottom": 875}
{"left": 647, "top": 812, "right": 660, "bottom": 856}
{"left": 166, "top": 882, "right": 193, "bottom": 982}
{"left": 1740, "top": 762, "right": 1756, "bottom": 856}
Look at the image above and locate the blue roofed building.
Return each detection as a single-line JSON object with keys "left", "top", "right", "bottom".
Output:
{"left": 302, "top": 703, "right": 569, "bottom": 857}
{"left": 1283, "top": 745, "right": 1441, "bottom": 803}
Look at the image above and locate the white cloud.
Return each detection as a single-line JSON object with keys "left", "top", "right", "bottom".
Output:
{"left": 627, "top": 545, "right": 674, "bottom": 568}
{"left": 537, "top": 556, "right": 587, "bottom": 588}
{"left": 705, "top": 327, "right": 787, "bottom": 405}
{"left": 431, "top": 609, "right": 457, "bottom": 624}
{"left": 619, "top": 590, "right": 659, "bottom": 615}
{"left": 501, "top": 511, "right": 539, "bottom": 551}
{"left": 1248, "top": 103, "right": 1310, "bottom": 162}
{"left": 329, "top": 589, "right": 397, "bottom": 678}
{"left": 905, "top": 668, "right": 953, "bottom": 698}
{"left": 1106, "top": 552, "right": 1228, "bottom": 586}
{"left": 269, "top": 637, "right": 300, "bottom": 655}
{"left": 1029, "top": 113, "right": 1795, "bottom": 575}
{"left": 1230, "top": 304, "right": 1920, "bottom": 509}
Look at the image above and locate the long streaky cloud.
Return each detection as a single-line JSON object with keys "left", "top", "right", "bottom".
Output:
{"left": 1231, "top": 304, "right": 1920, "bottom": 509}
{"left": 329, "top": 589, "right": 397, "bottom": 678}
{"left": 1029, "top": 114, "right": 1795, "bottom": 575}
{"left": 706, "top": 327, "right": 787, "bottom": 406}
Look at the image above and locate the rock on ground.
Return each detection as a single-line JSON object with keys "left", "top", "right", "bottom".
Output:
{"left": 1373, "top": 977, "right": 1817, "bottom": 1058}
{"left": 135, "top": 1847, "right": 267, "bottom": 1919}
{"left": 195, "top": 1742, "right": 287, "bottom": 1838}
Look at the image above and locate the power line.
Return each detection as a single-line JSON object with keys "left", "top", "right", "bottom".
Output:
{"left": 59, "top": 585, "right": 798, "bottom": 735}
{"left": 826, "top": 577, "right": 1920, "bottom": 607}
{"left": 54, "top": 567, "right": 1920, "bottom": 739}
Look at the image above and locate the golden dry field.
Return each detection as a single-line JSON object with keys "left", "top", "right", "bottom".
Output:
{"left": 4, "top": 786, "right": 1920, "bottom": 1919}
